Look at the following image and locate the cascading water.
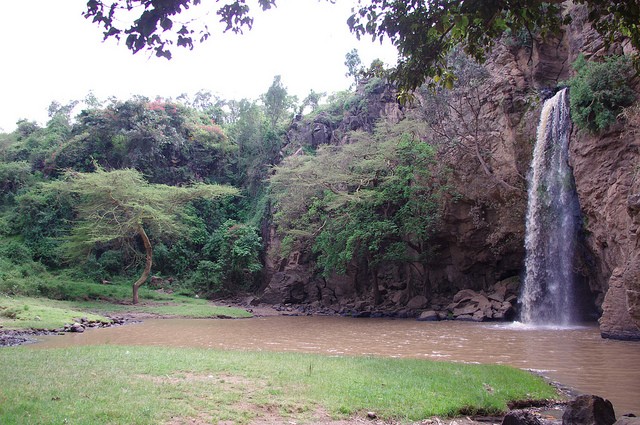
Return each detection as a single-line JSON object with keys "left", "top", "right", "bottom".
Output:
{"left": 521, "top": 88, "right": 581, "bottom": 326}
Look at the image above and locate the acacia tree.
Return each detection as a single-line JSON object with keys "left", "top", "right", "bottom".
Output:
{"left": 419, "top": 49, "right": 526, "bottom": 192}
{"left": 43, "top": 167, "right": 238, "bottom": 303}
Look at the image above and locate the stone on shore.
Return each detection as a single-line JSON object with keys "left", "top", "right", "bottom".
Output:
{"left": 562, "top": 395, "right": 616, "bottom": 425}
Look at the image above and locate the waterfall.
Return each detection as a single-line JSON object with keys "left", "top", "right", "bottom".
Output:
{"left": 521, "top": 88, "right": 581, "bottom": 326}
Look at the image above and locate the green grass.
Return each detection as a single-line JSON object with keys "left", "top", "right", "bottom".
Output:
{"left": 0, "top": 271, "right": 252, "bottom": 330}
{"left": 134, "top": 301, "right": 252, "bottom": 318}
{"left": 0, "top": 296, "right": 110, "bottom": 329}
{"left": 0, "top": 295, "right": 251, "bottom": 330}
{"left": 0, "top": 345, "right": 560, "bottom": 424}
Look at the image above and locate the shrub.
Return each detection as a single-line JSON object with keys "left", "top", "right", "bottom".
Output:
{"left": 566, "top": 54, "right": 636, "bottom": 133}
{"left": 188, "top": 260, "right": 223, "bottom": 295}
{"left": 0, "top": 240, "right": 33, "bottom": 264}
{"left": 98, "top": 250, "right": 124, "bottom": 275}
{"left": 0, "top": 260, "right": 49, "bottom": 296}
{"left": 203, "top": 220, "right": 262, "bottom": 292}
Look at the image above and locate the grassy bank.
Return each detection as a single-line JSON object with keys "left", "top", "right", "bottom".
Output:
{"left": 0, "top": 276, "right": 251, "bottom": 331}
{"left": 0, "top": 345, "right": 559, "bottom": 424}
{"left": 0, "top": 295, "right": 251, "bottom": 330}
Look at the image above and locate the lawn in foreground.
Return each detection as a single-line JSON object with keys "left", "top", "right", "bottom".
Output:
{"left": 0, "top": 345, "right": 560, "bottom": 424}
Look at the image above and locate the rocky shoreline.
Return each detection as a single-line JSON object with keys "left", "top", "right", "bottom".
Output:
{"left": 0, "top": 315, "right": 130, "bottom": 348}
{"left": 240, "top": 279, "right": 520, "bottom": 323}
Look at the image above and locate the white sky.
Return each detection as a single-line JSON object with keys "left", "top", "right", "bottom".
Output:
{"left": 0, "top": 0, "right": 398, "bottom": 132}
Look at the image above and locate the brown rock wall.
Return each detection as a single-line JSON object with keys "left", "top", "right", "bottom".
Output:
{"left": 564, "top": 5, "right": 640, "bottom": 338}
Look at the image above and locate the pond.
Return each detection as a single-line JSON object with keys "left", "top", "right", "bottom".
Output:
{"left": 34, "top": 316, "right": 640, "bottom": 415}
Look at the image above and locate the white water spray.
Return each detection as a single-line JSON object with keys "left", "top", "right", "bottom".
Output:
{"left": 521, "top": 88, "right": 580, "bottom": 325}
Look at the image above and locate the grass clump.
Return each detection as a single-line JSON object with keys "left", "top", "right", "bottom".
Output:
{"left": 0, "top": 346, "right": 559, "bottom": 424}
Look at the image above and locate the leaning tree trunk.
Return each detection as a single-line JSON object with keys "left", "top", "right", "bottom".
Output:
{"left": 132, "top": 224, "right": 153, "bottom": 304}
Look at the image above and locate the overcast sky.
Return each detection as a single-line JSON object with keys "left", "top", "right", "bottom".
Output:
{"left": 0, "top": 0, "right": 398, "bottom": 132}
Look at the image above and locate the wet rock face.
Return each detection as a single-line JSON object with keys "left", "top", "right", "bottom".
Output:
{"left": 599, "top": 268, "right": 640, "bottom": 341}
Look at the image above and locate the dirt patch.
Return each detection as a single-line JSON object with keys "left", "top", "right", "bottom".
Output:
{"left": 164, "top": 412, "right": 214, "bottom": 425}
{"left": 168, "top": 411, "right": 506, "bottom": 425}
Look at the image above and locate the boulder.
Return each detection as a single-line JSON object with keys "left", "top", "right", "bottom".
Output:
{"left": 562, "top": 395, "right": 616, "bottom": 425}
{"left": 502, "top": 410, "right": 542, "bottom": 425}
{"left": 613, "top": 417, "right": 640, "bottom": 425}
{"left": 406, "top": 295, "right": 429, "bottom": 310}
{"left": 494, "top": 301, "right": 515, "bottom": 320}
{"left": 449, "top": 291, "right": 501, "bottom": 321}
{"left": 417, "top": 310, "right": 439, "bottom": 321}
{"left": 472, "top": 310, "right": 488, "bottom": 322}
{"left": 488, "top": 291, "right": 506, "bottom": 302}
{"left": 453, "top": 304, "right": 479, "bottom": 317}
{"left": 453, "top": 289, "right": 478, "bottom": 304}
{"left": 70, "top": 323, "right": 85, "bottom": 333}
{"left": 391, "top": 291, "right": 409, "bottom": 305}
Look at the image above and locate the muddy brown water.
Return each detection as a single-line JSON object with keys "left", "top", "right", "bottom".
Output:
{"left": 33, "top": 316, "right": 640, "bottom": 415}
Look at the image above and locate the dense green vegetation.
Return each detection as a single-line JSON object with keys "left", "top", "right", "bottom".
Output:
{"left": 0, "top": 345, "right": 559, "bottom": 423}
{"left": 2, "top": 67, "right": 453, "bottom": 307}
{"left": 565, "top": 54, "right": 636, "bottom": 133}
{"left": 0, "top": 80, "right": 298, "bottom": 303}
{"left": 271, "top": 118, "right": 449, "bottom": 304}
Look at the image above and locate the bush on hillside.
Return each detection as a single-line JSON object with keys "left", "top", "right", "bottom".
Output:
{"left": 566, "top": 54, "right": 636, "bottom": 133}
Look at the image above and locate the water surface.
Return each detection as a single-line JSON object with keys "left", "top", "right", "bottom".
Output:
{"left": 34, "top": 316, "right": 640, "bottom": 414}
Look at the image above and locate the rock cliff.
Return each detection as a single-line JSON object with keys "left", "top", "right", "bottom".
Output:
{"left": 259, "top": 3, "right": 640, "bottom": 338}
{"left": 563, "top": 4, "right": 640, "bottom": 339}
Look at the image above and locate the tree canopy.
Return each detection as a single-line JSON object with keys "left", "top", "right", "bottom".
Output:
{"left": 84, "top": 0, "right": 276, "bottom": 59}
{"left": 41, "top": 167, "right": 238, "bottom": 303}
{"left": 270, "top": 117, "right": 448, "bottom": 303}
{"left": 0, "top": 87, "right": 287, "bottom": 301}
{"left": 85, "top": 0, "right": 640, "bottom": 91}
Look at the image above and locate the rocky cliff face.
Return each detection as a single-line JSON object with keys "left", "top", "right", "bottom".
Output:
{"left": 570, "top": 123, "right": 640, "bottom": 339}
{"left": 259, "top": 3, "right": 640, "bottom": 337}
{"left": 563, "top": 4, "right": 640, "bottom": 339}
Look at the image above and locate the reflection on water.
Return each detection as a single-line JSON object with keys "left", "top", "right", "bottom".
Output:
{"left": 34, "top": 316, "right": 640, "bottom": 414}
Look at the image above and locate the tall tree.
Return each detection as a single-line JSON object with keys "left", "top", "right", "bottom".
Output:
{"left": 344, "top": 48, "right": 363, "bottom": 87}
{"left": 41, "top": 167, "right": 237, "bottom": 303}
{"left": 262, "top": 75, "right": 293, "bottom": 129}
